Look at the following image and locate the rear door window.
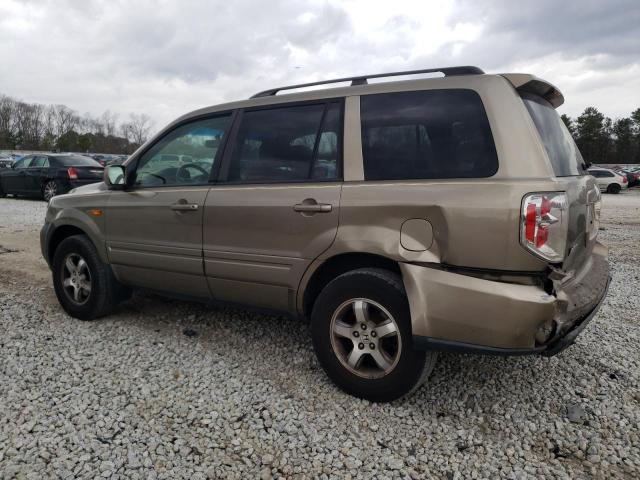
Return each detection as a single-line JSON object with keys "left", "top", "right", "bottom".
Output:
{"left": 227, "top": 101, "right": 342, "bottom": 183}
{"left": 360, "top": 89, "right": 498, "bottom": 180}
{"left": 31, "top": 156, "right": 49, "bottom": 168}
{"left": 521, "top": 93, "right": 586, "bottom": 177}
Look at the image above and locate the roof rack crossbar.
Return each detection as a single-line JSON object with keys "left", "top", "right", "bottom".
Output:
{"left": 250, "top": 66, "right": 484, "bottom": 98}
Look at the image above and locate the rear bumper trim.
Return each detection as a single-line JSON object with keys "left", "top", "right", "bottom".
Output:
{"left": 413, "top": 275, "right": 611, "bottom": 357}
{"left": 541, "top": 274, "right": 611, "bottom": 356}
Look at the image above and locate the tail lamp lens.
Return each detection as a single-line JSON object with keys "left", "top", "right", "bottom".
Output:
{"left": 520, "top": 192, "right": 568, "bottom": 262}
{"left": 67, "top": 167, "right": 78, "bottom": 179}
{"left": 622, "top": 176, "right": 627, "bottom": 183}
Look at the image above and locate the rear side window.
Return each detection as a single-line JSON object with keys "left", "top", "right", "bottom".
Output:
{"left": 360, "top": 90, "right": 498, "bottom": 180}
{"left": 31, "top": 156, "right": 49, "bottom": 167}
{"left": 228, "top": 102, "right": 341, "bottom": 183}
{"left": 590, "top": 170, "right": 613, "bottom": 178}
{"left": 521, "top": 93, "right": 586, "bottom": 177}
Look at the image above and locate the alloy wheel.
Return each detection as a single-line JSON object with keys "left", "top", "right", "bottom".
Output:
{"left": 44, "top": 181, "right": 57, "bottom": 201}
{"left": 61, "top": 253, "right": 92, "bottom": 305}
{"left": 330, "top": 298, "right": 402, "bottom": 379}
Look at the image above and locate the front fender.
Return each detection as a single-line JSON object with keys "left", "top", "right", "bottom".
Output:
{"left": 45, "top": 192, "right": 110, "bottom": 264}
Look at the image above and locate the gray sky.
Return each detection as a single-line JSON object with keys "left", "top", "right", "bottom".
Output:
{"left": 1, "top": 0, "right": 639, "bottom": 130}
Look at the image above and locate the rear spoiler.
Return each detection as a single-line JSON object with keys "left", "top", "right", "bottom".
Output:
{"left": 500, "top": 73, "right": 565, "bottom": 108}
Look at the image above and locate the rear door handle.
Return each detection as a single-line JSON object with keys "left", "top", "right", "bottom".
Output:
{"left": 171, "top": 203, "right": 199, "bottom": 211}
{"left": 293, "top": 203, "right": 332, "bottom": 213}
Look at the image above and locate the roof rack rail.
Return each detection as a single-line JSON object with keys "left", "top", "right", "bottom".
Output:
{"left": 250, "top": 66, "right": 484, "bottom": 99}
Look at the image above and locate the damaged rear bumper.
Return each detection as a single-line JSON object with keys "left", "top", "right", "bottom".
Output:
{"left": 405, "top": 243, "right": 610, "bottom": 356}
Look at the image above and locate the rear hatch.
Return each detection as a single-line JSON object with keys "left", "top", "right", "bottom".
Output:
{"left": 520, "top": 92, "right": 600, "bottom": 278}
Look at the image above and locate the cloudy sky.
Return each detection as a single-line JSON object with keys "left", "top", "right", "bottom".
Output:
{"left": 1, "top": 0, "right": 639, "bottom": 131}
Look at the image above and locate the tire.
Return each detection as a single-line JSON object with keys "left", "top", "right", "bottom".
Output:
{"left": 606, "top": 183, "right": 621, "bottom": 194}
{"left": 52, "top": 234, "right": 131, "bottom": 320}
{"left": 42, "top": 179, "right": 59, "bottom": 201}
{"left": 311, "top": 268, "right": 438, "bottom": 402}
{"left": 0, "top": 182, "right": 6, "bottom": 198}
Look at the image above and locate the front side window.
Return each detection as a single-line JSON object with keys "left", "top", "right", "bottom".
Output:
{"left": 13, "top": 157, "right": 32, "bottom": 169}
{"left": 133, "top": 114, "right": 231, "bottom": 187}
{"left": 360, "top": 89, "right": 498, "bottom": 180}
{"left": 227, "top": 102, "right": 341, "bottom": 183}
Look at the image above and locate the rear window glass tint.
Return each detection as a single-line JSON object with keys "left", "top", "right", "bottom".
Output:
{"left": 360, "top": 89, "right": 498, "bottom": 180}
{"left": 521, "top": 93, "right": 586, "bottom": 177}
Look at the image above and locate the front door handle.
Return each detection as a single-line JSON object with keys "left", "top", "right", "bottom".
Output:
{"left": 293, "top": 201, "right": 332, "bottom": 213}
{"left": 171, "top": 202, "right": 199, "bottom": 211}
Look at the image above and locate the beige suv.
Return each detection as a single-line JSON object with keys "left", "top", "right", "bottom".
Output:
{"left": 41, "top": 66, "right": 610, "bottom": 401}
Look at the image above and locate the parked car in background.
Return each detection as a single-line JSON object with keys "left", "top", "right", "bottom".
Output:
{"left": 0, "top": 154, "right": 104, "bottom": 201}
{"left": 0, "top": 153, "right": 14, "bottom": 169}
{"left": 90, "top": 154, "right": 108, "bottom": 166}
{"left": 588, "top": 167, "right": 628, "bottom": 193}
{"left": 41, "top": 66, "right": 610, "bottom": 402}
{"left": 614, "top": 168, "right": 640, "bottom": 187}
{"left": 106, "top": 155, "right": 128, "bottom": 165}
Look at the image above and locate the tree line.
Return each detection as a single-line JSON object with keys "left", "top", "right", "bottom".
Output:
{"left": 561, "top": 107, "right": 640, "bottom": 165}
{"left": 0, "top": 94, "right": 154, "bottom": 154}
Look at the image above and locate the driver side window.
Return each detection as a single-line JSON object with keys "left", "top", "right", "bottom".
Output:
{"left": 133, "top": 114, "right": 231, "bottom": 187}
{"left": 14, "top": 157, "right": 33, "bottom": 169}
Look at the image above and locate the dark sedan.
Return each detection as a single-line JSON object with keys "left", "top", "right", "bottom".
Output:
{"left": 0, "top": 154, "right": 104, "bottom": 201}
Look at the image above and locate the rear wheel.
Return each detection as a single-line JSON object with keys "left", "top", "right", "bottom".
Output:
{"left": 0, "top": 182, "right": 6, "bottom": 198}
{"left": 52, "top": 235, "right": 131, "bottom": 320}
{"left": 606, "top": 183, "right": 621, "bottom": 194}
{"left": 311, "top": 268, "right": 437, "bottom": 402}
{"left": 43, "top": 180, "right": 59, "bottom": 201}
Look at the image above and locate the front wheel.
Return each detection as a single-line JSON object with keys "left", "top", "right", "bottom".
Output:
{"left": 42, "top": 180, "right": 59, "bottom": 201}
{"left": 311, "top": 268, "right": 437, "bottom": 402}
{"left": 606, "top": 183, "right": 621, "bottom": 194}
{"left": 52, "top": 235, "right": 131, "bottom": 320}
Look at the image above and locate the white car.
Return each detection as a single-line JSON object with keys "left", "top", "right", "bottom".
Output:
{"left": 588, "top": 167, "right": 628, "bottom": 194}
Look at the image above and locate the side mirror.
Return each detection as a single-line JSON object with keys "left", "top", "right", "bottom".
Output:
{"left": 104, "top": 165, "right": 126, "bottom": 190}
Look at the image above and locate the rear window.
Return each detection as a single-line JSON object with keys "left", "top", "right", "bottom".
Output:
{"left": 53, "top": 155, "right": 102, "bottom": 167}
{"left": 360, "top": 89, "right": 498, "bottom": 180}
{"left": 521, "top": 93, "right": 586, "bottom": 177}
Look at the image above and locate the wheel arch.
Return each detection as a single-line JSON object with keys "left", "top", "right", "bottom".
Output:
{"left": 47, "top": 223, "right": 107, "bottom": 266}
{"left": 300, "top": 252, "right": 401, "bottom": 319}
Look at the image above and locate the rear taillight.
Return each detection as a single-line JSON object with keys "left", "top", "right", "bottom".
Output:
{"left": 622, "top": 176, "right": 627, "bottom": 183}
{"left": 67, "top": 167, "right": 78, "bottom": 179}
{"left": 520, "top": 192, "right": 568, "bottom": 262}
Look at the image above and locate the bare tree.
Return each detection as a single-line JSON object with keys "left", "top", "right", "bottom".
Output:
{"left": 0, "top": 92, "right": 153, "bottom": 153}
{"left": 101, "top": 110, "right": 118, "bottom": 137}
{"left": 52, "top": 104, "right": 78, "bottom": 140}
{"left": 127, "top": 113, "right": 153, "bottom": 146}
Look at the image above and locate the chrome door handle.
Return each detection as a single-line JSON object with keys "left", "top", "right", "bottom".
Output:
{"left": 293, "top": 203, "right": 332, "bottom": 213}
{"left": 171, "top": 203, "right": 199, "bottom": 211}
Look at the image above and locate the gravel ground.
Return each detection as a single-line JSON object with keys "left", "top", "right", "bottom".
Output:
{"left": 0, "top": 191, "right": 639, "bottom": 479}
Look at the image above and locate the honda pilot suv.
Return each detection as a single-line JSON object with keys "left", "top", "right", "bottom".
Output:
{"left": 41, "top": 66, "right": 610, "bottom": 402}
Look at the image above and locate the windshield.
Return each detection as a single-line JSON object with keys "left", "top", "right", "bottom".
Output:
{"left": 53, "top": 155, "right": 102, "bottom": 167}
{"left": 521, "top": 93, "right": 586, "bottom": 177}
